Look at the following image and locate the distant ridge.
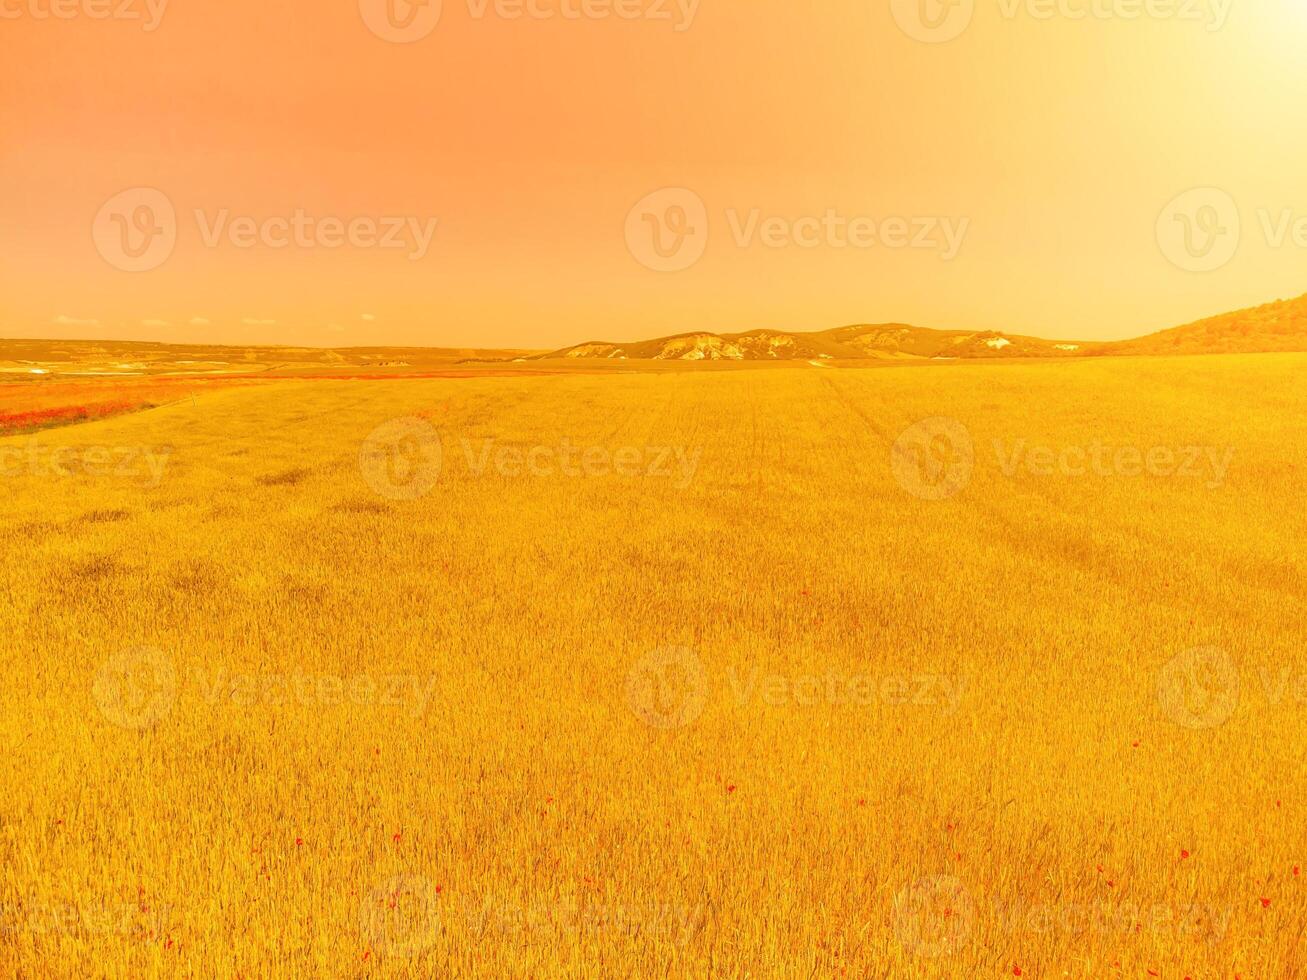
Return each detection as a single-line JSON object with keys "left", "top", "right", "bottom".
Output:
{"left": 539, "top": 291, "right": 1307, "bottom": 362}
{"left": 1101, "top": 293, "right": 1307, "bottom": 357}
{"left": 6, "top": 291, "right": 1307, "bottom": 373}
{"left": 538, "top": 324, "right": 1094, "bottom": 362}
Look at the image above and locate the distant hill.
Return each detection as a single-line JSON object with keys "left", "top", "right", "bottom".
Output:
{"left": 540, "top": 291, "right": 1307, "bottom": 362}
{"left": 6, "top": 291, "right": 1307, "bottom": 375}
{"left": 541, "top": 324, "right": 1096, "bottom": 362}
{"left": 0, "top": 339, "right": 537, "bottom": 379}
{"left": 1102, "top": 294, "right": 1307, "bottom": 357}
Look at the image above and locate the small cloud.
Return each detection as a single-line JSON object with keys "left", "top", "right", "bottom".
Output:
{"left": 361, "top": 313, "right": 376, "bottom": 322}
{"left": 53, "top": 315, "right": 99, "bottom": 327}
{"left": 141, "top": 319, "right": 170, "bottom": 327}
{"left": 326, "top": 323, "right": 346, "bottom": 333}
{"left": 242, "top": 318, "right": 277, "bottom": 326}
{"left": 189, "top": 317, "right": 211, "bottom": 327}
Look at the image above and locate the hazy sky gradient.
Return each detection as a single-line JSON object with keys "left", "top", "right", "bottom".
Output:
{"left": 3, "top": 0, "right": 1307, "bottom": 348}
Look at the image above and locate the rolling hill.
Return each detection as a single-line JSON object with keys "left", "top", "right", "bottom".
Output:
{"left": 541, "top": 291, "right": 1307, "bottom": 362}
{"left": 6, "top": 290, "right": 1307, "bottom": 376}
{"left": 1102, "top": 293, "right": 1307, "bottom": 356}
{"left": 541, "top": 325, "right": 1094, "bottom": 362}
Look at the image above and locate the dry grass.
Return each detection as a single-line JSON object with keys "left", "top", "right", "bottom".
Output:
{"left": 0, "top": 354, "right": 1304, "bottom": 977}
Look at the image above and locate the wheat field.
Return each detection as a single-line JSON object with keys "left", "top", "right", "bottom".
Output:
{"left": 1, "top": 353, "right": 1304, "bottom": 978}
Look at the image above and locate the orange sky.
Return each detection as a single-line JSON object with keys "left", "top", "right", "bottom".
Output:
{"left": 3, "top": 0, "right": 1307, "bottom": 348}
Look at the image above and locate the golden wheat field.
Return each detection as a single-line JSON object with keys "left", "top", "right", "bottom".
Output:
{"left": 1, "top": 353, "right": 1305, "bottom": 978}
